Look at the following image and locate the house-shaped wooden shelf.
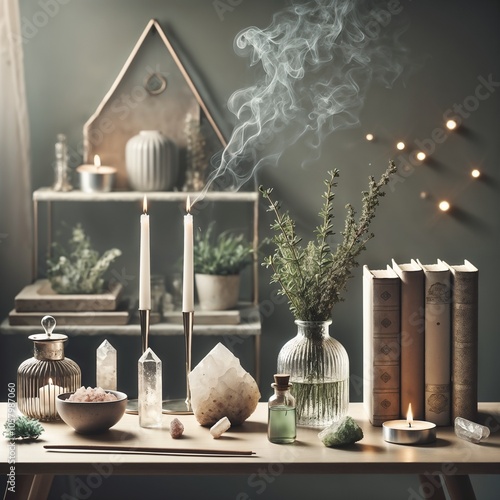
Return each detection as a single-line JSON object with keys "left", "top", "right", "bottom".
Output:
{"left": 83, "top": 18, "right": 227, "bottom": 189}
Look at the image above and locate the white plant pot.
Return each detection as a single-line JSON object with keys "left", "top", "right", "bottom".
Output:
{"left": 125, "top": 130, "right": 178, "bottom": 191}
{"left": 195, "top": 274, "right": 240, "bottom": 311}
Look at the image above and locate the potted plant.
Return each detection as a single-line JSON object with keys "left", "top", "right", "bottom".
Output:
{"left": 260, "top": 161, "right": 396, "bottom": 427}
{"left": 193, "top": 223, "right": 253, "bottom": 310}
{"left": 46, "top": 224, "right": 121, "bottom": 294}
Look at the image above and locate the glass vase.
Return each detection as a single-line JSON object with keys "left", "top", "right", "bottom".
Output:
{"left": 277, "top": 320, "right": 349, "bottom": 427}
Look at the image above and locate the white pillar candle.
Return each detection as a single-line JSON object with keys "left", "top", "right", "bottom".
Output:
{"left": 183, "top": 197, "right": 194, "bottom": 312}
{"left": 39, "top": 378, "right": 64, "bottom": 417}
{"left": 139, "top": 196, "right": 151, "bottom": 310}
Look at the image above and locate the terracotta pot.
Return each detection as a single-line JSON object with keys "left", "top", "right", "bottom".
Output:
{"left": 195, "top": 274, "right": 240, "bottom": 311}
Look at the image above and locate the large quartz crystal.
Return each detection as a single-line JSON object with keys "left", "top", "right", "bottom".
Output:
{"left": 188, "top": 343, "right": 260, "bottom": 426}
{"left": 318, "top": 416, "right": 364, "bottom": 447}
{"left": 96, "top": 339, "right": 117, "bottom": 390}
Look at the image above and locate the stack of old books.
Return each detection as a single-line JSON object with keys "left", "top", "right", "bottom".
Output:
{"left": 363, "top": 259, "right": 478, "bottom": 427}
{"left": 8, "top": 279, "right": 129, "bottom": 326}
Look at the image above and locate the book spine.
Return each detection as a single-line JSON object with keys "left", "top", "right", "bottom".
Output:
{"left": 424, "top": 270, "right": 451, "bottom": 426}
{"left": 451, "top": 270, "right": 479, "bottom": 421}
{"left": 363, "top": 268, "right": 401, "bottom": 426}
{"left": 395, "top": 268, "right": 425, "bottom": 420}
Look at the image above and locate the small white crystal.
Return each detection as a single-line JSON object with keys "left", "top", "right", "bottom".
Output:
{"left": 210, "top": 416, "right": 231, "bottom": 439}
{"left": 454, "top": 417, "right": 490, "bottom": 444}
{"left": 96, "top": 340, "right": 117, "bottom": 390}
{"left": 138, "top": 348, "right": 162, "bottom": 428}
{"left": 188, "top": 343, "right": 260, "bottom": 426}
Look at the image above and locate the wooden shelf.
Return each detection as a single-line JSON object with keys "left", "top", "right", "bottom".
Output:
{"left": 33, "top": 188, "right": 259, "bottom": 203}
{"left": 0, "top": 316, "right": 261, "bottom": 337}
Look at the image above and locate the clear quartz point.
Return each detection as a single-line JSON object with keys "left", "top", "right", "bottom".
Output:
{"left": 138, "top": 347, "right": 162, "bottom": 428}
{"left": 454, "top": 417, "right": 490, "bottom": 444}
{"left": 96, "top": 340, "right": 117, "bottom": 390}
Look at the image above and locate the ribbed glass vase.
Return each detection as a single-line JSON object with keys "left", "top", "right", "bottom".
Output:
{"left": 277, "top": 320, "right": 349, "bottom": 427}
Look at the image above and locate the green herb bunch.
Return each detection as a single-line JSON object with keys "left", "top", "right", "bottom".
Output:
{"left": 47, "top": 224, "right": 121, "bottom": 294}
{"left": 3, "top": 416, "right": 44, "bottom": 440}
{"left": 194, "top": 223, "right": 253, "bottom": 276}
{"left": 260, "top": 161, "right": 396, "bottom": 321}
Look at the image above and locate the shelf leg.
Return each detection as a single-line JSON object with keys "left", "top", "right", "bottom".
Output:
{"left": 418, "top": 474, "right": 446, "bottom": 500}
{"left": 441, "top": 475, "right": 476, "bottom": 500}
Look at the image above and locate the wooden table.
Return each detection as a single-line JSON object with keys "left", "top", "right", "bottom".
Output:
{"left": 1, "top": 403, "right": 499, "bottom": 500}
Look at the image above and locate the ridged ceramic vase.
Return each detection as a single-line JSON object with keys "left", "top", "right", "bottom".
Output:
{"left": 277, "top": 320, "right": 349, "bottom": 427}
{"left": 125, "top": 130, "right": 178, "bottom": 191}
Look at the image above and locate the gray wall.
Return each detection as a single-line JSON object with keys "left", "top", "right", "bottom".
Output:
{"left": 4, "top": 0, "right": 500, "bottom": 498}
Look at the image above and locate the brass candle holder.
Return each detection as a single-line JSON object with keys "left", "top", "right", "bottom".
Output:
{"left": 162, "top": 311, "right": 194, "bottom": 414}
{"left": 125, "top": 309, "right": 151, "bottom": 414}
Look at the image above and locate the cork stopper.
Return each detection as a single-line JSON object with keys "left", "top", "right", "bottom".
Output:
{"left": 272, "top": 373, "right": 292, "bottom": 390}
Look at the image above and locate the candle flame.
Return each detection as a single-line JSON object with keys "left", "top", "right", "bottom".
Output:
{"left": 143, "top": 196, "right": 148, "bottom": 214}
{"left": 186, "top": 196, "right": 191, "bottom": 214}
{"left": 407, "top": 403, "right": 413, "bottom": 428}
{"left": 94, "top": 155, "right": 101, "bottom": 167}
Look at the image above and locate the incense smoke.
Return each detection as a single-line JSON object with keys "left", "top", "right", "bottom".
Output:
{"left": 195, "top": 0, "right": 407, "bottom": 201}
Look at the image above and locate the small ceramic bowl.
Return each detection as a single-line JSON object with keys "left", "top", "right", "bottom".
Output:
{"left": 56, "top": 390, "right": 127, "bottom": 434}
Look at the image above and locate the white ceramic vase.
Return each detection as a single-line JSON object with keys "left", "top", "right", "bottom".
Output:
{"left": 125, "top": 130, "right": 178, "bottom": 191}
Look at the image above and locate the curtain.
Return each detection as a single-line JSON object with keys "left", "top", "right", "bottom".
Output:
{"left": 0, "top": 0, "right": 32, "bottom": 319}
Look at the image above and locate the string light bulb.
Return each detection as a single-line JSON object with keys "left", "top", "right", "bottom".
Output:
{"left": 438, "top": 200, "right": 451, "bottom": 212}
{"left": 365, "top": 133, "right": 374, "bottom": 141}
{"left": 471, "top": 169, "right": 481, "bottom": 178}
{"left": 416, "top": 151, "right": 427, "bottom": 161}
{"left": 396, "top": 141, "right": 405, "bottom": 150}
{"left": 446, "top": 119, "right": 457, "bottom": 130}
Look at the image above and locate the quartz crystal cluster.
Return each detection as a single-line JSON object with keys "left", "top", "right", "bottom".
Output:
{"left": 188, "top": 343, "right": 260, "bottom": 426}
{"left": 318, "top": 416, "right": 363, "bottom": 447}
{"left": 68, "top": 387, "right": 117, "bottom": 402}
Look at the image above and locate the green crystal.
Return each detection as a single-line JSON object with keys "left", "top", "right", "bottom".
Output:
{"left": 318, "top": 416, "right": 363, "bottom": 447}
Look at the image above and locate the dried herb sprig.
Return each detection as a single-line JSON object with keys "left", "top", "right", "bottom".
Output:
{"left": 260, "top": 160, "right": 396, "bottom": 321}
{"left": 3, "top": 416, "right": 44, "bottom": 441}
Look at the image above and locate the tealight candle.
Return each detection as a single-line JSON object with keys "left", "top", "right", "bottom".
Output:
{"left": 77, "top": 155, "right": 116, "bottom": 193}
{"left": 383, "top": 404, "right": 436, "bottom": 445}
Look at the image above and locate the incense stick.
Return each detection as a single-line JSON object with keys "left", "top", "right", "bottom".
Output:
{"left": 44, "top": 445, "right": 255, "bottom": 456}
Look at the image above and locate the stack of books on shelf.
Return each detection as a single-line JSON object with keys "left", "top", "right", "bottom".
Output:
{"left": 363, "top": 259, "right": 478, "bottom": 427}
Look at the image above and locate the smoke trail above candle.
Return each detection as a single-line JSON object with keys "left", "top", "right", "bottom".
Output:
{"left": 194, "top": 0, "right": 408, "bottom": 203}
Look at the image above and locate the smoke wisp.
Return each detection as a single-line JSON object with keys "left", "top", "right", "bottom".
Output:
{"left": 195, "top": 0, "right": 408, "bottom": 202}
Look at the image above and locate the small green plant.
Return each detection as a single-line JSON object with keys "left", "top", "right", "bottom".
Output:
{"left": 3, "top": 416, "right": 44, "bottom": 440}
{"left": 194, "top": 223, "right": 253, "bottom": 276}
{"left": 47, "top": 224, "right": 121, "bottom": 294}
{"left": 260, "top": 161, "right": 396, "bottom": 321}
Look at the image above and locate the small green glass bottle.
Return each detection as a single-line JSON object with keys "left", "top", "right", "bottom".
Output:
{"left": 268, "top": 373, "right": 296, "bottom": 444}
